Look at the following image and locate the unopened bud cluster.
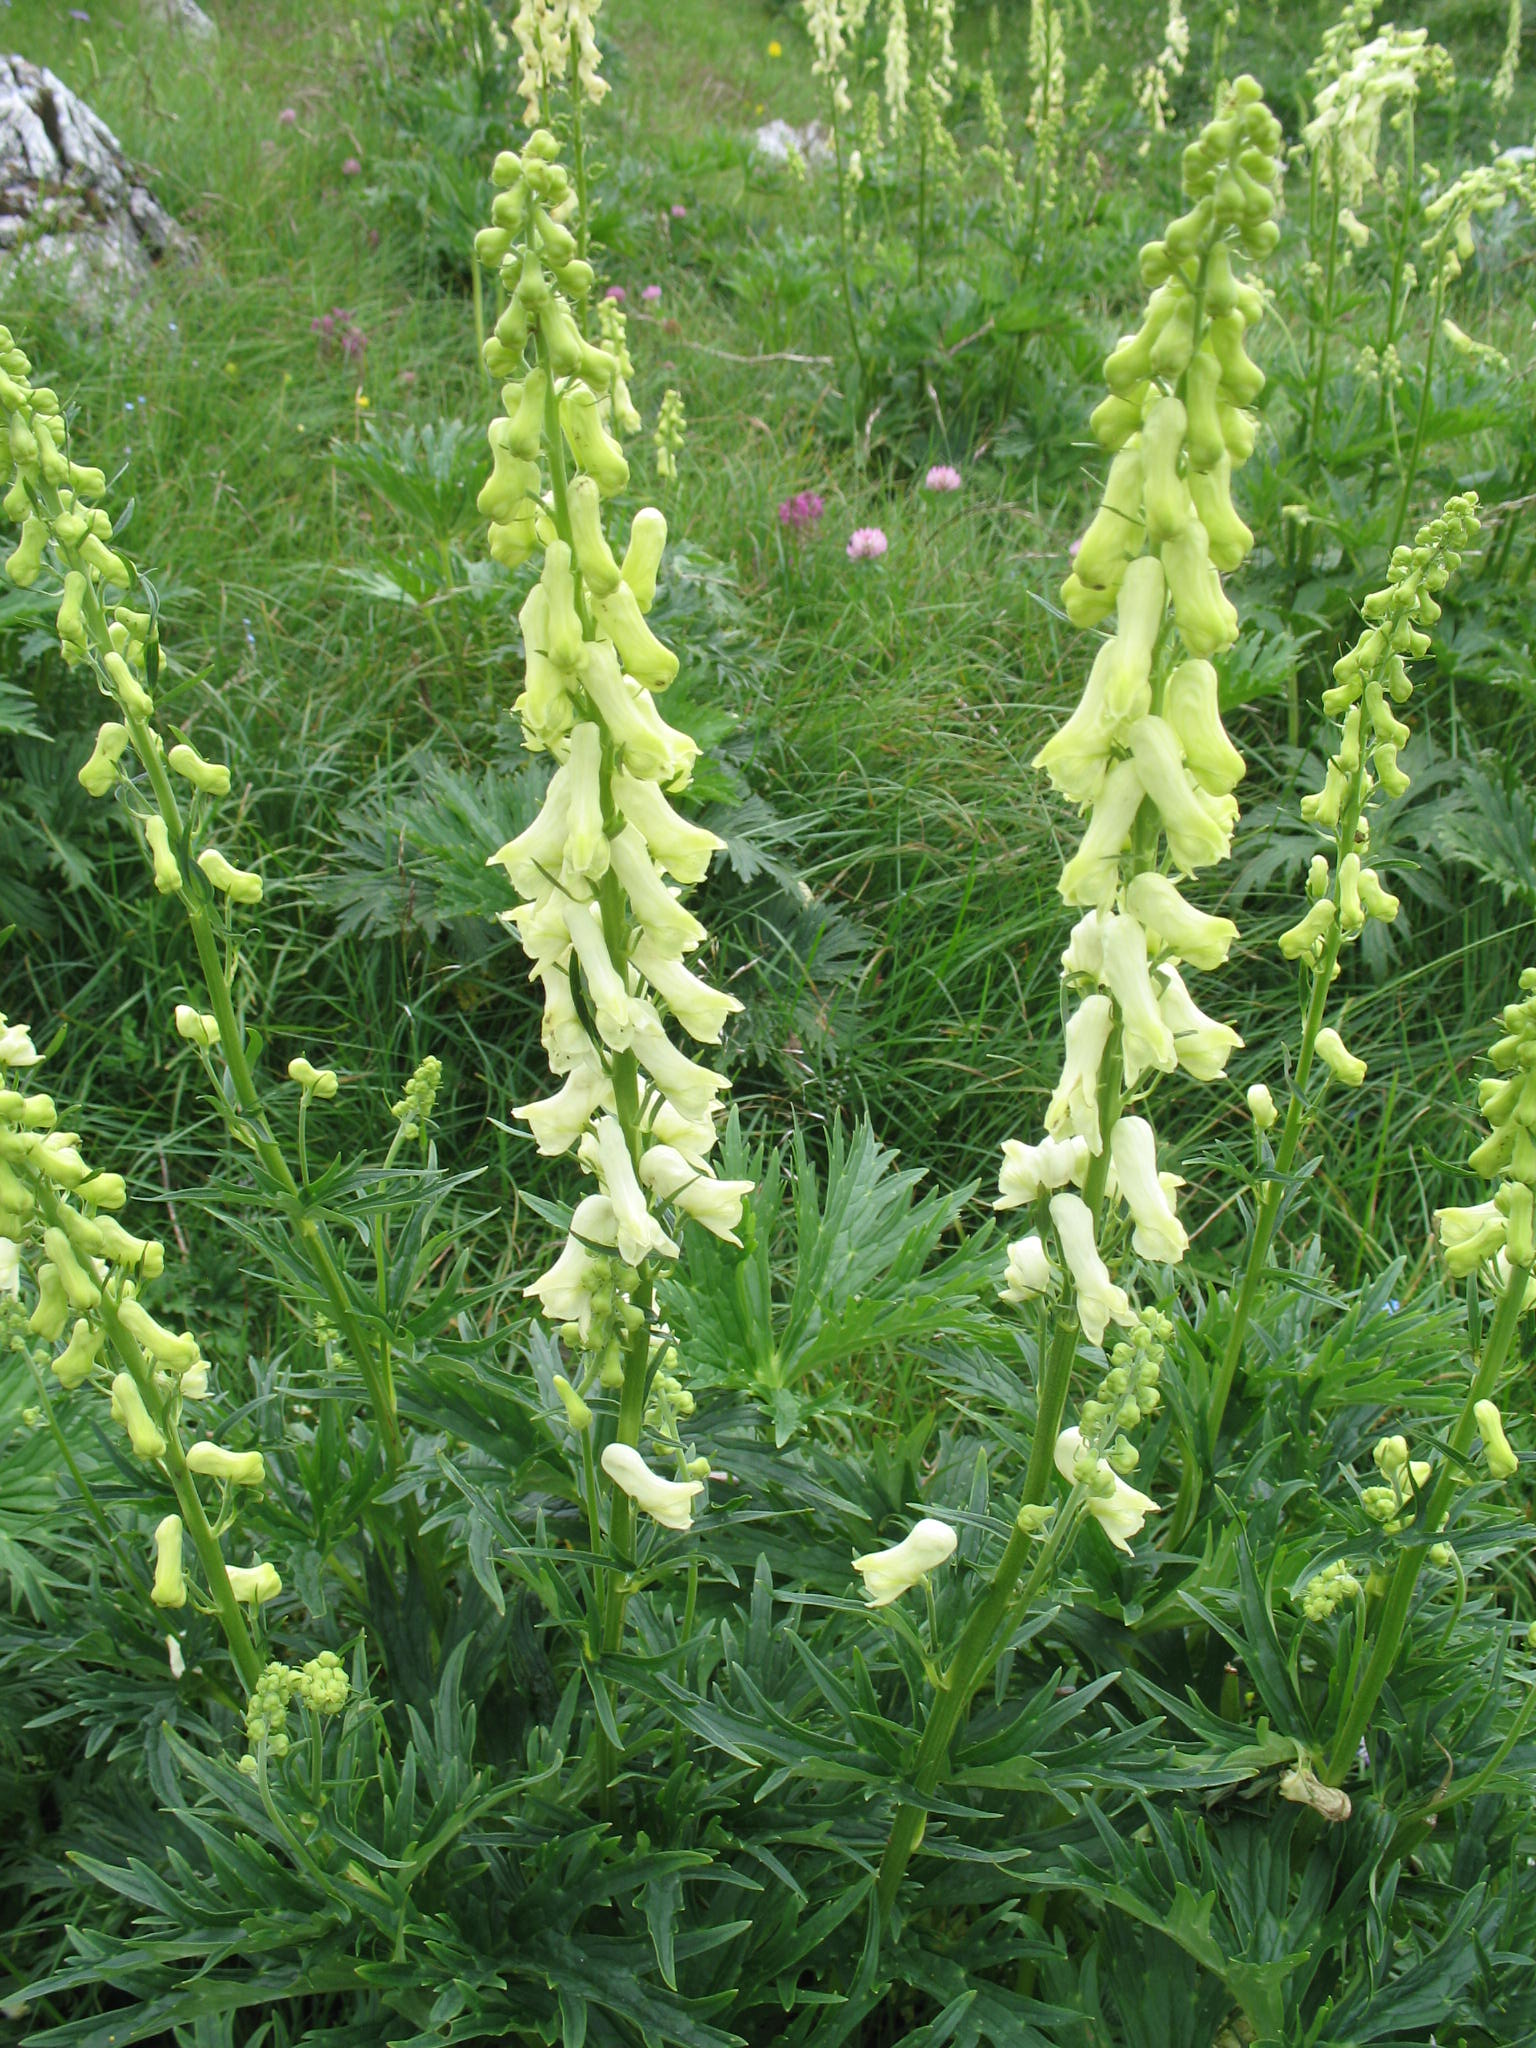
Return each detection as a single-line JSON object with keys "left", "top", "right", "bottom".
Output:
{"left": 996, "top": 86, "right": 1281, "bottom": 1377}
{"left": 1050, "top": 1309, "right": 1169, "bottom": 1552}
{"left": 476, "top": 137, "right": 748, "bottom": 1532}
{"left": 239, "top": 1650, "right": 349, "bottom": 1774}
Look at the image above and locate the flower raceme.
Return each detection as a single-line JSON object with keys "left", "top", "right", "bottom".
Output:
{"left": 995, "top": 83, "right": 1281, "bottom": 1379}
{"left": 0, "top": 1017, "right": 280, "bottom": 1629}
{"left": 476, "top": 132, "right": 746, "bottom": 1514}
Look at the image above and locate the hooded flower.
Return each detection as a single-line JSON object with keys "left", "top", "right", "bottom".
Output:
{"left": 1054, "top": 1427, "right": 1160, "bottom": 1552}
{"left": 601, "top": 1441, "right": 705, "bottom": 1530}
{"left": 852, "top": 1516, "right": 957, "bottom": 1606}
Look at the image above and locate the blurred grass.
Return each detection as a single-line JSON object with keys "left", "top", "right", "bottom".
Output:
{"left": 0, "top": 0, "right": 1532, "bottom": 1324}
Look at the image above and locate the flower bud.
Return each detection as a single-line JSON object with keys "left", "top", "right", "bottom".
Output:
{"left": 117, "top": 1297, "right": 200, "bottom": 1369}
{"left": 151, "top": 1514, "right": 188, "bottom": 1608}
{"left": 42, "top": 1225, "right": 100, "bottom": 1310}
{"left": 197, "top": 848, "right": 263, "bottom": 905}
{"left": 109, "top": 1370, "right": 167, "bottom": 1459}
{"left": 560, "top": 383, "right": 628, "bottom": 495}
{"left": 167, "top": 743, "right": 232, "bottom": 797}
{"left": 287, "top": 1056, "right": 338, "bottom": 1098}
{"left": 565, "top": 473, "right": 622, "bottom": 594}
{"left": 1247, "top": 1082, "right": 1278, "bottom": 1131}
{"left": 620, "top": 508, "right": 667, "bottom": 611}
{"left": 1315, "top": 1026, "right": 1366, "bottom": 1088}
{"left": 144, "top": 815, "right": 183, "bottom": 895}
{"left": 53, "top": 1316, "right": 104, "bottom": 1388}
{"left": 174, "top": 1006, "right": 220, "bottom": 1048}
{"left": 551, "top": 1373, "right": 592, "bottom": 1431}
{"left": 1278, "top": 896, "right": 1336, "bottom": 963}
{"left": 27, "top": 1264, "right": 70, "bottom": 1340}
{"left": 1474, "top": 1400, "right": 1519, "bottom": 1481}
{"left": 226, "top": 1560, "right": 282, "bottom": 1604}
{"left": 79, "top": 721, "right": 130, "bottom": 797}
{"left": 186, "top": 1441, "right": 266, "bottom": 1487}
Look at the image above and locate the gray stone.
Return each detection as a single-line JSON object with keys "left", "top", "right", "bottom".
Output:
{"left": 0, "top": 55, "right": 184, "bottom": 309}
{"left": 143, "top": 0, "right": 219, "bottom": 40}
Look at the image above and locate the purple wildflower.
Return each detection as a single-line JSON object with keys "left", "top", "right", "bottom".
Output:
{"left": 278, "top": 107, "right": 298, "bottom": 126}
{"left": 778, "top": 490, "right": 825, "bottom": 533}
{"left": 924, "top": 463, "right": 962, "bottom": 492}
{"left": 604, "top": 284, "right": 627, "bottom": 301}
{"left": 342, "top": 156, "right": 362, "bottom": 176}
{"left": 641, "top": 283, "right": 662, "bottom": 303}
{"left": 847, "top": 526, "right": 888, "bottom": 561}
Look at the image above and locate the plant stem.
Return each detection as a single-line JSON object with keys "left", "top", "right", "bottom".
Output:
{"left": 1322, "top": 1262, "right": 1529, "bottom": 1783}
{"left": 1389, "top": 271, "right": 1444, "bottom": 551}
{"left": 1169, "top": 923, "right": 1343, "bottom": 1549}
{"left": 875, "top": 1026, "right": 1123, "bottom": 1915}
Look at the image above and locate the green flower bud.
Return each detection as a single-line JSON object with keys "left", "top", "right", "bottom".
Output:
{"left": 151, "top": 1514, "right": 187, "bottom": 1608}
{"left": 559, "top": 384, "right": 628, "bottom": 496}
{"left": 52, "top": 1316, "right": 104, "bottom": 1387}
{"left": 79, "top": 720, "right": 130, "bottom": 797}
{"left": 5, "top": 513, "right": 45, "bottom": 585}
{"left": 551, "top": 1373, "right": 592, "bottom": 1430}
{"left": 565, "top": 474, "right": 622, "bottom": 595}
{"left": 42, "top": 1226, "right": 100, "bottom": 1310}
{"left": 186, "top": 1440, "right": 266, "bottom": 1487}
{"left": 55, "top": 569, "right": 89, "bottom": 659}
{"left": 287, "top": 1056, "right": 338, "bottom": 1098}
{"left": 501, "top": 368, "right": 548, "bottom": 459}
{"left": 1278, "top": 896, "right": 1336, "bottom": 963}
{"left": 145, "top": 815, "right": 183, "bottom": 894}
{"left": 1474, "top": 1399, "right": 1519, "bottom": 1481}
{"left": 78, "top": 1171, "right": 126, "bottom": 1209}
{"left": 102, "top": 649, "right": 152, "bottom": 718}
{"left": 174, "top": 1005, "right": 220, "bottom": 1047}
{"left": 620, "top": 508, "right": 667, "bottom": 613}
{"left": 109, "top": 1370, "right": 166, "bottom": 1460}
{"left": 94, "top": 1214, "right": 163, "bottom": 1276}
{"left": 167, "top": 743, "right": 232, "bottom": 797}
{"left": 590, "top": 580, "right": 679, "bottom": 690}
{"left": 117, "top": 1297, "right": 200, "bottom": 1369}
{"left": 477, "top": 418, "right": 543, "bottom": 524}
{"left": 295, "top": 1649, "right": 348, "bottom": 1715}
{"left": 27, "top": 1265, "right": 70, "bottom": 1340}
{"left": 197, "top": 848, "right": 263, "bottom": 904}
{"left": 1247, "top": 1082, "right": 1278, "bottom": 1131}
{"left": 226, "top": 1560, "right": 282, "bottom": 1604}
{"left": 1315, "top": 1026, "right": 1366, "bottom": 1088}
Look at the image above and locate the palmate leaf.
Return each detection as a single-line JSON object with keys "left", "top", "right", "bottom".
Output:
{"left": 661, "top": 1116, "right": 1000, "bottom": 1435}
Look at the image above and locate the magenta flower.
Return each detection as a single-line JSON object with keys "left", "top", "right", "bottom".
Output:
{"left": 924, "top": 463, "right": 962, "bottom": 492}
{"left": 342, "top": 156, "right": 362, "bottom": 176}
{"left": 604, "top": 284, "right": 627, "bottom": 301}
{"left": 847, "top": 527, "right": 889, "bottom": 561}
{"left": 778, "top": 490, "right": 825, "bottom": 533}
{"left": 641, "top": 284, "right": 663, "bottom": 303}
{"left": 671, "top": 204, "right": 688, "bottom": 219}
{"left": 278, "top": 107, "right": 298, "bottom": 127}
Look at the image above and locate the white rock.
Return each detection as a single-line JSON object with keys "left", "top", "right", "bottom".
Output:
{"left": 0, "top": 55, "right": 183, "bottom": 308}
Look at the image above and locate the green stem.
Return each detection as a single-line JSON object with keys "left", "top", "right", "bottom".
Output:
{"left": 1389, "top": 271, "right": 1444, "bottom": 552}
{"left": 1306, "top": 162, "right": 1341, "bottom": 480}
{"left": 1322, "top": 1263, "right": 1529, "bottom": 1783}
{"left": 875, "top": 1026, "right": 1123, "bottom": 1916}
{"left": 1170, "top": 924, "right": 1343, "bottom": 1548}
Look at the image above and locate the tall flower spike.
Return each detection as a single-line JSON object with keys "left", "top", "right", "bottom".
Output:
{"left": 0, "top": 1021, "right": 281, "bottom": 1638}
{"left": 1436, "top": 968, "right": 1536, "bottom": 1304}
{"left": 1283, "top": 495, "right": 1480, "bottom": 1093}
{"left": 998, "top": 82, "right": 1280, "bottom": 1345}
{"left": 478, "top": 134, "right": 746, "bottom": 1504}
